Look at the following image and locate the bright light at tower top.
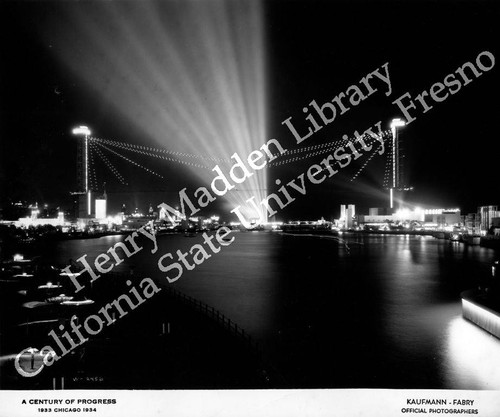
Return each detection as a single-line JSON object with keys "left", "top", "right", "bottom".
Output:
{"left": 390, "top": 118, "right": 406, "bottom": 129}
{"left": 72, "top": 126, "right": 91, "bottom": 136}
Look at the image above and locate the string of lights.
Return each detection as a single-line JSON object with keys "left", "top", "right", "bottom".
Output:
{"left": 269, "top": 130, "right": 391, "bottom": 168}
{"left": 90, "top": 136, "right": 229, "bottom": 163}
{"left": 94, "top": 141, "right": 164, "bottom": 179}
{"left": 277, "top": 129, "right": 391, "bottom": 158}
{"left": 88, "top": 143, "right": 99, "bottom": 190}
{"left": 382, "top": 139, "right": 393, "bottom": 188}
{"left": 87, "top": 129, "right": 392, "bottom": 177}
{"left": 92, "top": 142, "right": 129, "bottom": 185}
{"left": 350, "top": 135, "right": 389, "bottom": 182}
{"left": 279, "top": 137, "right": 346, "bottom": 157}
{"left": 269, "top": 138, "right": 350, "bottom": 167}
{"left": 100, "top": 139, "right": 210, "bottom": 170}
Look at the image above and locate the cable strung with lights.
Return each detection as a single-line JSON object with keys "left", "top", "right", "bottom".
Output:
{"left": 382, "top": 139, "right": 394, "bottom": 189}
{"left": 269, "top": 130, "right": 389, "bottom": 167}
{"left": 94, "top": 138, "right": 211, "bottom": 170}
{"left": 93, "top": 141, "right": 164, "bottom": 179}
{"left": 275, "top": 137, "right": 351, "bottom": 163}
{"left": 268, "top": 129, "right": 391, "bottom": 168}
{"left": 280, "top": 138, "right": 345, "bottom": 156}
{"left": 275, "top": 129, "right": 391, "bottom": 158}
{"left": 350, "top": 134, "right": 389, "bottom": 182}
{"left": 269, "top": 138, "right": 350, "bottom": 167}
{"left": 91, "top": 141, "right": 128, "bottom": 185}
{"left": 90, "top": 136, "right": 229, "bottom": 164}
{"left": 88, "top": 143, "right": 99, "bottom": 190}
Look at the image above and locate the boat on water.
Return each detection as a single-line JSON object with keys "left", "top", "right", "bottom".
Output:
{"left": 0, "top": 255, "right": 36, "bottom": 283}
{"left": 1, "top": 254, "right": 95, "bottom": 316}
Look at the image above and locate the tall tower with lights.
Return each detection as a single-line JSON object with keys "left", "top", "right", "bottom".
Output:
{"left": 387, "top": 118, "right": 411, "bottom": 209}
{"left": 72, "top": 125, "right": 92, "bottom": 218}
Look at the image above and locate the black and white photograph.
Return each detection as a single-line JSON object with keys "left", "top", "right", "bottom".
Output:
{"left": 1, "top": 0, "right": 500, "bottom": 415}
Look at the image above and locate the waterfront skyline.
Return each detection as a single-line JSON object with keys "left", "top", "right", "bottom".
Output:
{"left": 1, "top": 0, "right": 499, "bottom": 220}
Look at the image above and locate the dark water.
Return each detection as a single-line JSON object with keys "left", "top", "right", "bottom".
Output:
{"left": 41, "top": 231, "right": 500, "bottom": 389}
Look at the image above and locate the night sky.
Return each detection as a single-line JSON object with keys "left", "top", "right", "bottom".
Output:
{"left": 1, "top": 0, "right": 499, "bottom": 220}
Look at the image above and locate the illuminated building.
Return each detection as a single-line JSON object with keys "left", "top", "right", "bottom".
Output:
{"left": 94, "top": 187, "right": 108, "bottom": 220}
{"left": 95, "top": 199, "right": 107, "bottom": 220}
{"left": 340, "top": 204, "right": 355, "bottom": 229}
{"left": 357, "top": 207, "right": 462, "bottom": 230}
{"left": 478, "top": 205, "right": 500, "bottom": 232}
{"left": 464, "top": 213, "right": 481, "bottom": 235}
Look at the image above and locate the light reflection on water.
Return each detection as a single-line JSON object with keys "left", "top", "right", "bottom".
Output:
{"left": 43, "top": 232, "right": 500, "bottom": 388}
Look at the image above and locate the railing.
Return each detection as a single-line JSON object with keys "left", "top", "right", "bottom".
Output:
{"left": 165, "top": 287, "right": 261, "bottom": 358}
